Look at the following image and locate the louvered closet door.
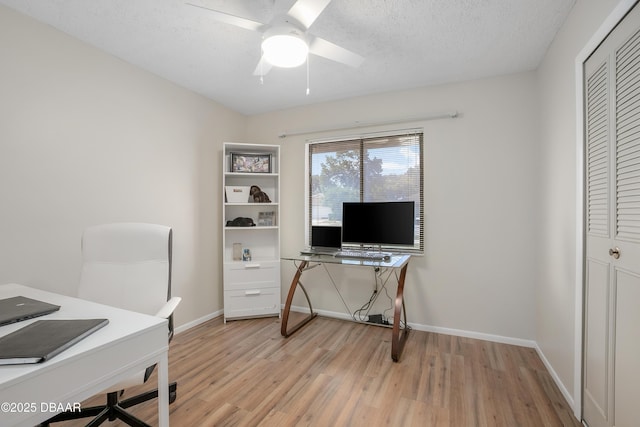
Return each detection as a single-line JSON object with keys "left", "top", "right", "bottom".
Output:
{"left": 583, "top": 4, "right": 640, "bottom": 427}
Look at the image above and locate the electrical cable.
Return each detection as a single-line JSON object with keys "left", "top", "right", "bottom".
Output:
{"left": 353, "top": 289, "right": 377, "bottom": 322}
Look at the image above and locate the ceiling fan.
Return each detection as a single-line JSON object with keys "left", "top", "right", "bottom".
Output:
{"left": 187, "top": 0, "right": 364, "bottom": 76}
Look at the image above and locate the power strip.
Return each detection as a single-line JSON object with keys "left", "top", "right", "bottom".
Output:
{"left": 368, "top": 314, "right": 386, "bottom": 324}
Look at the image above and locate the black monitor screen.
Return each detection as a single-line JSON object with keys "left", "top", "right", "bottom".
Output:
{"left": 342, "top": 201, "right": 415, "bottom": 247}
{"left": 311, "top": 226, "right": 342, "bottom": 249}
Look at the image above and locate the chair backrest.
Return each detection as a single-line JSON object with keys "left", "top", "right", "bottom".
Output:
{"left": 78, "top": 223, "right": 172, "bottom": 317}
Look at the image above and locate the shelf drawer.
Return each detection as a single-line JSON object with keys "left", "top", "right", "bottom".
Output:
{"left": 224, "top": 287, "right": 280, "bottom": 319}
{"left": 224, "top": 260, "right": 280, "bottom": 291}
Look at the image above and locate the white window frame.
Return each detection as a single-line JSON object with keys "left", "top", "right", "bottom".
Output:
{"left": 304, "top": 129, "right": 424, "bottom": 254}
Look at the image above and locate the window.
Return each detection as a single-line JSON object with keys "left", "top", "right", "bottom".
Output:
{"left": 307, "top": 131, "right": 424, "bottom": 252}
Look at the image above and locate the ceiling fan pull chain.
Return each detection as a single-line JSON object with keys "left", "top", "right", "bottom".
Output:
{"left": 260, "top": 47, "right": 265, "bottom": 85}
{"left": 306, "top": 55, "right": 310, "bottom": 95}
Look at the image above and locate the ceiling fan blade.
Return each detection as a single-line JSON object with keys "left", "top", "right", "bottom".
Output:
{"left": 308, "top": 36, "right": 364, "bottom": 68}
{"left": 253, "top": 56, "right": 273, "bottom": 76}
{"left": 287, "top": 0, "right": 332, "bottom": 29}
{"left": 186, "top": 2, "right": 265, "bottom": 32}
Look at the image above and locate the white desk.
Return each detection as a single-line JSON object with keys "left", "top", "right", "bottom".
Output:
{"left": 0, "top": 284, "right": 169, "bottom": 427}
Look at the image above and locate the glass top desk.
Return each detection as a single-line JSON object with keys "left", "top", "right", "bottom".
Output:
{"left": 280, "top": 253, "right": 411, "bottom": 362}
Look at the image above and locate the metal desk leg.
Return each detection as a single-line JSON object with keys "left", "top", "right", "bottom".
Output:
{"left": 281, "top": 260, "right": 318, "bottom": 337}
{"left": 391, "top": 263, "right": 410, "bottom": 362}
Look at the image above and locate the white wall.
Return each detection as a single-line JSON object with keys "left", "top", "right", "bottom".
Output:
{"left": 247, "top": 71, "right": 540, "bottom": 342}
{"left": 0, "top": 5, "right": 247, "bottom": 327}
{"left": 536, "top": 0, "right": 629, "bottom": 413}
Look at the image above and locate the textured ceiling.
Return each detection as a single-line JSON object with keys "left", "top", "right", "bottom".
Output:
{"left": 0, "top": 0, "right": 576, "bottom": 115}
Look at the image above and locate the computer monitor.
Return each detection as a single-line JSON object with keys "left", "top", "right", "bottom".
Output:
{"left": 342, "top": 201, "right": 415, "bottom": 247}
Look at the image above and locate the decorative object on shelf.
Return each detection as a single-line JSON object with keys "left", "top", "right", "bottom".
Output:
{"left": 226, "top": 217, "right": 255, "bottom": 227}
{"left": 242, "top": 248, "right": 252, "bottom": 261}
{"left": 258, "top": 211, "right": 276, "bottom": 226}
{"left": 250, "top": 185, "right": 271, "bottom": 203}
{"left": 231, "top": 153, "right": 272, "bottom": 173}
{"left": 232, "top": 243, "right": 242, "bottom": 261}
{"left": 225, "top": 186, "right": 251, "bottom": 203}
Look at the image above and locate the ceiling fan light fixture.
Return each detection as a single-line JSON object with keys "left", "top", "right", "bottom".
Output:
{"left": 262, "top": 33, "right": 309, "bottom": 68}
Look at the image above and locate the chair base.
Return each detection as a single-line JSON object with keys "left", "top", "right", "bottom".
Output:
{"left": 40, "top": 382, "right": 177, "bottom": 427}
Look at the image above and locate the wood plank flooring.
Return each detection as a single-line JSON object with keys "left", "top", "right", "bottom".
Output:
{"left": 59, "top": 316, "right": 581, "bottom": 426}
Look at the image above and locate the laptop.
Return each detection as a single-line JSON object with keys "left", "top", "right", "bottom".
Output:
{"left": 300, "top": 226, "right": 342, "bottom": 256}
{"left": 0, "top": 318, "right": 109, "bottom": 365}
{"left": 0, "top": 296, "right": 61, "bottom": 327}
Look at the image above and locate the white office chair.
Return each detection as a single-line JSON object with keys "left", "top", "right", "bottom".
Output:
{"left": 43, "top": 223, "right": 181, "bottom": 427}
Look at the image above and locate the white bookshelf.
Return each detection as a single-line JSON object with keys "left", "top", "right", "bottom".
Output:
{"left": 222, "top": 142, "right": 281, "bottom": 321}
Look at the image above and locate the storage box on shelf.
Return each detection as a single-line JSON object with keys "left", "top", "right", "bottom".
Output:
{"left": 225, "top": 186, "right": 250, "bottom": 203}
{"left": 222, "top": 142, "right": 281, "bottom": 322}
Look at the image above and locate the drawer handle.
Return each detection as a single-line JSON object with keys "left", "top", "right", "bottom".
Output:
{"left": 245, "top": 290, "right": 261, "bottom": 296}
{"left": 244, "top": 264, "right": 261, "bottom": 269}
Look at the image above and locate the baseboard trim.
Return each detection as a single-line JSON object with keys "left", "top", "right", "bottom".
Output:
{"left": 534, "top": 342, "right": 576, "bottom": 413}
{"left": 289, "top": 305, "right": 537, "bottom": 348}
{"left": 174, "top": 309, "right": 223, "bottom": 334}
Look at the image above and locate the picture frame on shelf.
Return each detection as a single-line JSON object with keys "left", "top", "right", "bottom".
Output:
{"left": 258, "top": 211, "right": 276, "bottom": 226}
{"left": 231, "top": 152, "right": 272, "bottom": 173}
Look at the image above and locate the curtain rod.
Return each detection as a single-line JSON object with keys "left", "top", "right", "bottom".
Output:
{"left": 277, "top": 111, "right": 459, "bottom": 139}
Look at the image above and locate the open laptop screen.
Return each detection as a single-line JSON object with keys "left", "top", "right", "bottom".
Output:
{"left": 311, "top": 226, "right": 342, "bottom": 250}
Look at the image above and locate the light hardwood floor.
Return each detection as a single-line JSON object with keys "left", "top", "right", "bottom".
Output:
{"left": 61, "top": 315, "right": 581, "bottom": 426}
